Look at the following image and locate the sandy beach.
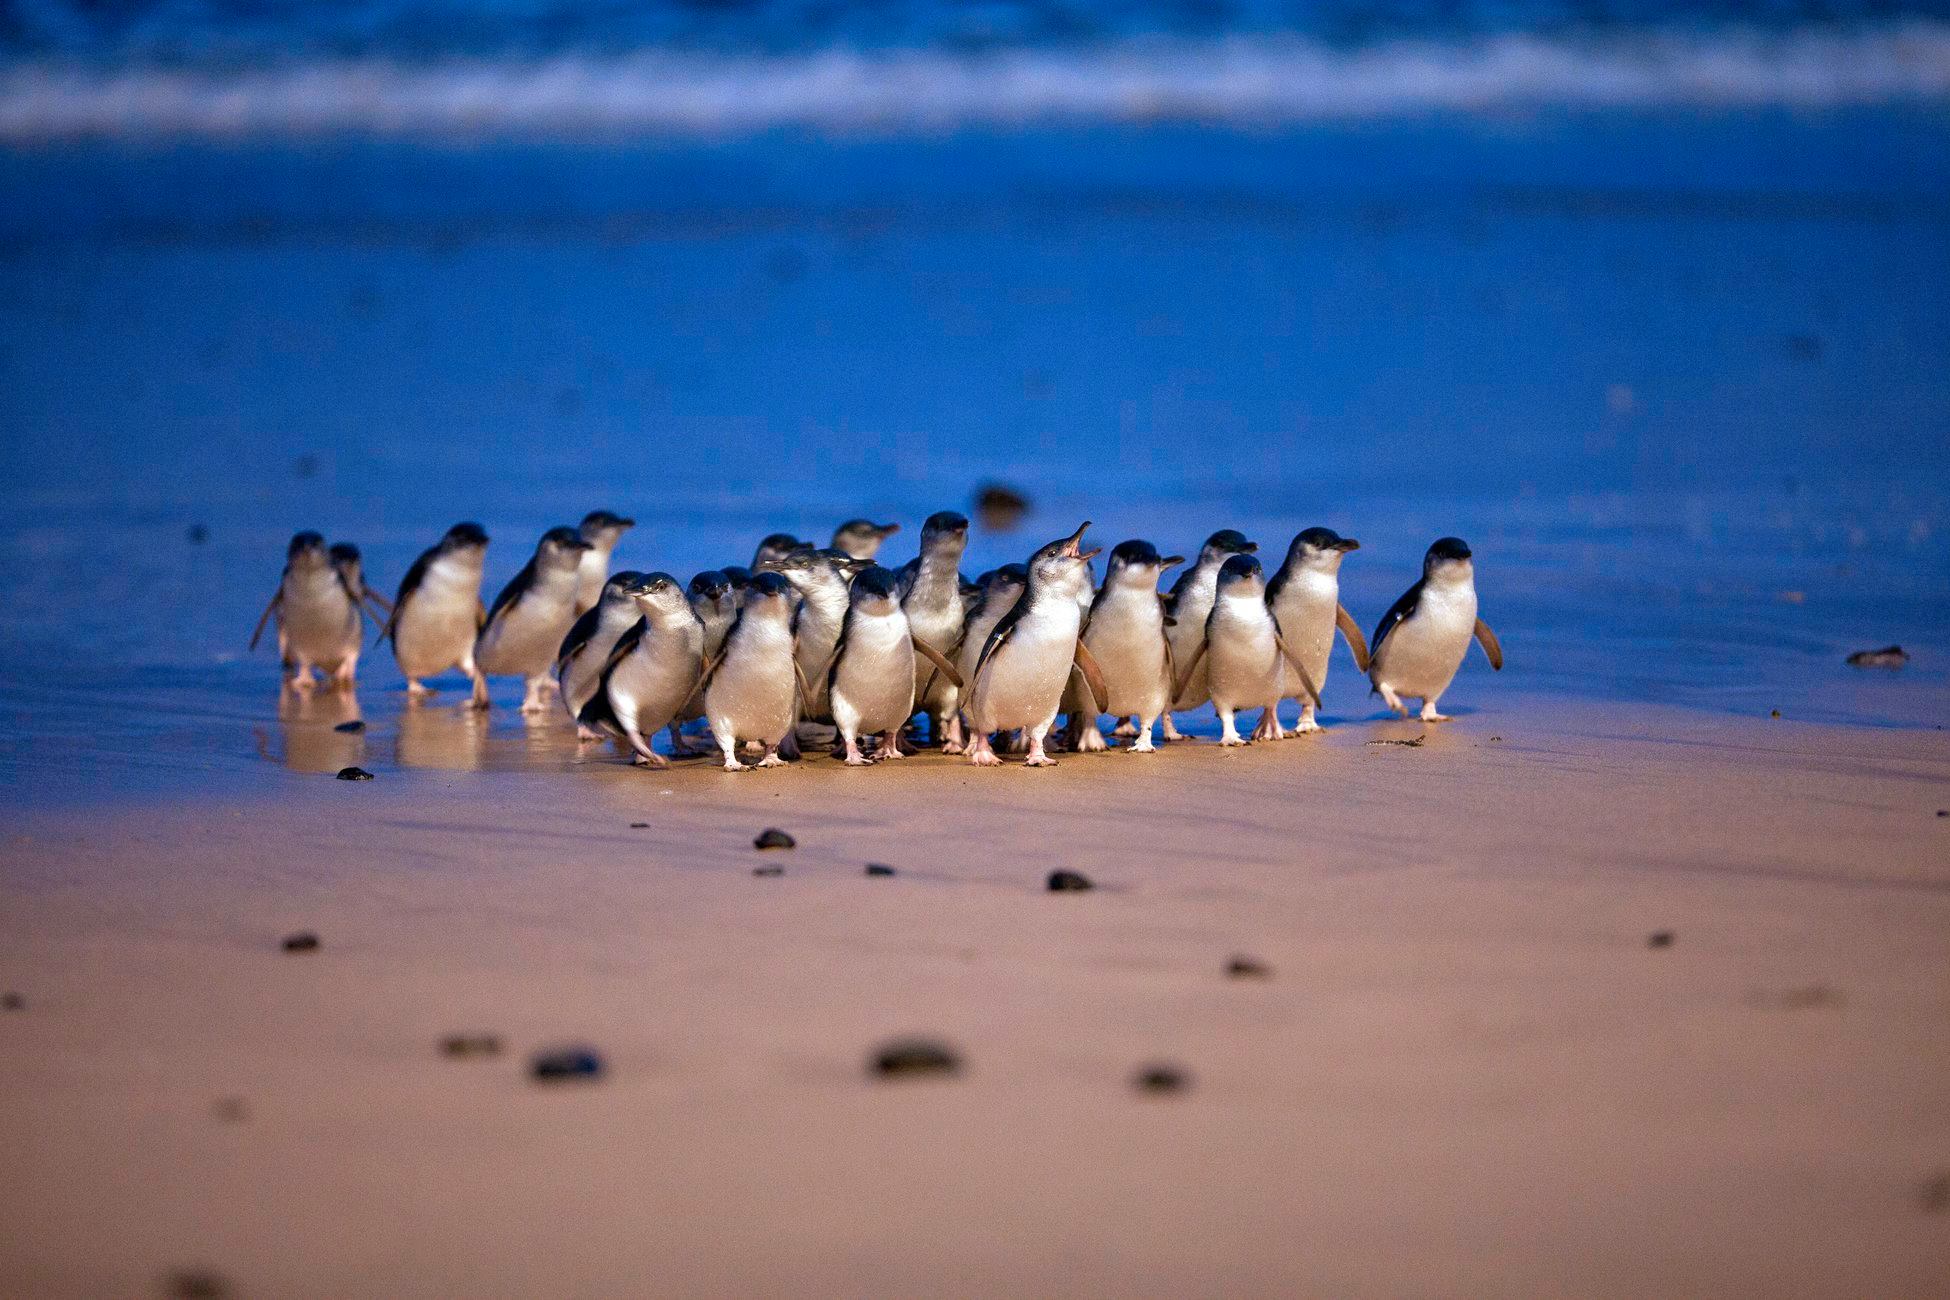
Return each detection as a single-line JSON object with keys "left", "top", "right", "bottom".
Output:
{"left": 4, "top": 693, "right": 1946, "bottom": 1296}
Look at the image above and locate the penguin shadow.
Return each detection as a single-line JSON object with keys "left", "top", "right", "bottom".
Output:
{"left": 395, "top": 697, "right": 488, "bottom": 771}
{"left": 260, "top": 684, "right": 366, "bottom": 773}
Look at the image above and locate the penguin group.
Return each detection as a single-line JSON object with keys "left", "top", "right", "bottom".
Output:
{"left": 254, "top": 511, "right": 1502, "bottom": 770}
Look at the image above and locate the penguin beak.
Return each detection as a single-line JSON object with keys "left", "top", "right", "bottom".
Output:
{"left": 1057, "top": 521, "right": 1092, "bottom": 559}
{"left": 1160, "top": 555, "right": 1185, "bottom": 569}
{"left": 1335, "top": 538, "right": 1361, "bottom": 552}
{"left": 876, "top": 522, "right": 901, "bottom": 537}
{"left": 1241, "top": 541, "right": 1259, "bottom": 554}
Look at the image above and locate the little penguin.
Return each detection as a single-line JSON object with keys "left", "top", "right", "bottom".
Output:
{"left": 1162, "top": 528, "right": 1257, "bottom": 738}
{"left": 328, "top": 542, "right": 394, "bottom": 631}
{"left": 963, "top": 522, "right": 1109, "bottom": 768}
{"left": 720, "top": 565, "right": 752, "bottom": 592}
{"left": 580, "top": 572, "right": 704, "bottom": 768}
{"left": 897, "top": 511, "right": 970, "bottom": 752}
{"left": 1266, "top": 527, "right": 1370, "bottom": 734}
{"left": 701, "top": 571, "right": 810, "bottom": 771}
{"left": 1075, "top": 540, "right": 1183, "bottom": 753}
{"left": 574, "top": 510, "right": 635, "bottom": 615}
{"left": 755, "top": 546, "right": 855, "bottom": 724}
{"left": 830, "top": 519, "right": 902, "bottom": 561}
{"left": 250, "top": 531, "right": 363, "bottom": 691}
{"left": 555, "top": 570, "right": 645, "bottom": 739}
{"left": 1369, "top": 537, "right": 1502, "bottom": 722}
{"left": 1173, "top": 555, "right": 1323, "bottom": 746}
{"left": 476, "top": 525, "right": 592, "bottom": 713}
{"left": 381, "top": 522, "right": 491, "bottom": 706}
{"left": 827, "top": 565, "right": 963, "bottom": 765}
{"left": 953, "top": 564, "right": 1027, "bottom": 703}
{"left": 750, "top": 533, "right": 805, "bottom": 572}
{"left": 665, "top": 570, "right": 739, "bottom": 754}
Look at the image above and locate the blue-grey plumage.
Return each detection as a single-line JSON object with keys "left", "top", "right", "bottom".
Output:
{"left": 574, "top": 509, "right": 635, "bottom": 616}
{"left": 1162, "top": 528, "right": 1258, "bottom": 735}
{"left": 252, "top": 530, "right": 364, "bottom": 691}
{"left": 1370, "top": 537, "right": 1501, "bottom": 722}
{"left": 964, "top": 522, "right": 1104, "bottom": 768}
{"left": 583, "top": 572, "right": 702, "bottom": 768}
{"left": 384, "top": 522, "right": 491, "bottom": 706}
{"left": 898, "top": 511, "right": 970, "bottom": 751}
{"left": 827, "top": 565, "right": 918, "bottom": 764}
{"left": 703, "top": 571, "right": 803, "bottom": 771}
{"left": 557, "top": 569, "right": 647, "bottom": 738}
{"left": 1075, "top": 539, "right": 1184, "bottom": 753}
{"left": 1265, "top": 527, "right": 1366, "bottom": 735}
{"left": 1199, "top": 554, "right": 1285, "bottom": 745}
{"left": 830, "top": 518, "right": 902, "bottom": 561}
{"left": 477, "top": 525, "right": 592, "bottom": 713}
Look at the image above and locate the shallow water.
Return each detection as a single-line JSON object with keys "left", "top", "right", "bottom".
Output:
{"left": 1, "top": 112, "right": 1946, "bottom": 810}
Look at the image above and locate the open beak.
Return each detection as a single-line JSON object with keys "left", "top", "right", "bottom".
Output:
{"left": 1057, "top": 521, "right": 1093, "bottom": 560}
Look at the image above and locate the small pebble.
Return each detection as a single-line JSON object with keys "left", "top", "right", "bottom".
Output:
{"left": 1134, "top": 1064, "right": 1190, "bottom": 1095}
{"left": 872, "top": 1038, "right": 961, "bottom": 1078}
{"left": 1920, "top": 1171, "right": 1950, "bottom": 1213}
{"left": 1, "top": 992, "right": 22, "bottom": 1011}
{"left": 1769, "top": 709, "right": 1781, "bottom": 719}
{"left": 335, "top": 766, "right": 374, "bottom": 781}
{"left": 1225, "top": 956, "right": 1271, "bottom": 979}
{"left": 865, "top": 863, "right": 897, "bottom": 877}
{"left": 212, "top": 1097, "right": 249, "bottom": 1122}
{"left": 1936, "top": 810, "right": 1948, "bottom": 818}
{"left": 163, "top": 1269, "right": 229, "bottom": 1298}
{"left": 1047, "top": 869, "right": 1093, "bottom": 892}
{"left": 530, "top": 1047, "right": 604, "bottom": 1082}
{"left": 753, "top": 865, "right": 784, "bottom": 877}
{"left": 754, "top": 828, "right": 795, "bottom": 850}
{"left": 280, "top": 932, "right": 320, "bottom": 953}
{"left": 440, "top": 1034, "right": 503, "bottom": 1058}
{"left": 332, "top": 720, "right": 365, "bottom": 734}
{"left": 1647, "top": 930, "right": 1675, "bottom": 949}
{"left": 629, "top": 821, "right": 649, "bottom": 829}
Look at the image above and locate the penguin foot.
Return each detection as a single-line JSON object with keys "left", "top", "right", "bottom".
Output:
{"left": 876, "top": 734, "right": 907, "bottom": 760}
{"left": 405, "top": 680, "right": 434, "bottom": 698}
{"left": 576, "top": 724, "right": 604, "bottom": 743}
{"left": 1112, "top": 717, "right": 1139, "bottom": 738}
{"left": 756, "top": 752, "right": 786, "bottom": 768}
{"left": 1160, "top": 716, "right": 1186, "bottom": 742}
{"left": 632, "top": 752, "right": 669, "bottom": 769}
{"left": 1292, "top": 717, "right": 1323, "bottom": 735}
{"left": 1420, "top": 708, "right": 1452, "bottom": 723}
{"left": 1220, "top": 736, "right": 1249, "bottom": 747}
{"left": 1023, "top": 752, "right": 1058, "bottom": 767}
{"left": 967, "top": 739, "right": 1002, "bottom": 767}
{"left": 843, "top": 754, "right": 874, "bottom": 767}
{"left": 939, "top": 740, "right": 965, "bottom": 755}
{"left": 1073, "top": 725, "right": 1109, "bottom": 753}
{"left": 722, "top": 758, "right": 751, "bottom": 772}
{"left": 1130, "top": 737, "right": 1157, "bottom": 754}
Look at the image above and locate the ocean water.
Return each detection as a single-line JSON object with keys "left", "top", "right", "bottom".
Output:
{"left": 1, "top": 5, "right": 1946, "bottom": 806}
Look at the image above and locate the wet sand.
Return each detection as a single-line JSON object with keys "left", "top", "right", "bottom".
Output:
{"left": 4, "top": 697, "right": 1947, "bottom": 1296}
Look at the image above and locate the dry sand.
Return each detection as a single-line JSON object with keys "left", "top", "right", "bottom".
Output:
{"left": 3, "top": 698, "right": 1948, "bottom": 1297}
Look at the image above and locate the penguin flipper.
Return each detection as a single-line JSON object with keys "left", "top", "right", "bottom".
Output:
{"left": 1071, "top": 638, "right": 1109, "bottom": 713}
{"left": 1369, "top": 579, "right": 1423, "bottom": 665}
{"left": 972, "top": 600, "right": 1027, "bottom": 684}
{"left": 1274, "top": 631, "right": 1325, "bottom": 710}
{"left": 791, "top": 651, "right": 817, "bottom": 709}
{"left": 362, "top": 584, "right": 395, "bottom": 616}
{"left": 1170, "top": 638, "right": 1207, "bottom": 704}
{"left": 1160, "top": 629, "right": 1178, "bottom": 698}
{"left": 248, "top": 592, "right": 280, "bottom": 652}
{"left": 1335, "top": 603, "right": 1372, "bottom": 673}
{"left": 1473, "top": 617, "right": 1504, "bottom": 670}
{"left": 911, "top": 635, "right": 964, "bottom": 691}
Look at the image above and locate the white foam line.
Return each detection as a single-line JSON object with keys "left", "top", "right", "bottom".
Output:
{"left": 4, "top": 25, "right": 1949, "bottom": 140}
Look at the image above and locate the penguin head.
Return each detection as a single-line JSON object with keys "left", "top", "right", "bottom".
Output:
{"left": 1424, "top": 536, "right": 1474, "bottom": 582}
{"left": 602, "top": 570, "right": 646, "bottom": 606}
{"left": 988, "top": 562, "right": 1029, "bottom": 594}
{"left": 440, "top": 522, "right": 490, "bottom": 556}
{"left": 1285, "top": 527, "right": 1360, "bottom": 573}
{"left": 326, "top": 540, "right": 361, "bottom": 568}
{"left": 751, "top": 533, "right": 804, "bottom": 569}
{"left": 579, "top": 510, "right": 635, "bottom": 547}
{"left": 1028, "top": 521, "right": 1099, "bottom": 598}
{"left": 1200, "top": 529, "right": 1257, "bottom": 564}
{"left": 848, "top": 564, "right": 903, "bottom": 613}
{"left": 744, "top": 570, "right": 795, "bottom": 613}
{"left": 1107, "top": 539, "right": 1184, "bottom": 588}
{"left": 1216, "top": 552, "right": 1265, "bottom": 596}
{"left": 822, "top": 549, "right": 876, "bottom": 583}
{"left": 753, "top": 543, "right": 830, "bottom": 592}
{"left": 719, "top": 565, "right": 752, "bottom": 592}
{"left": 832, "top": 518, "right": 901, "bottom": 559}
{"left": 624, "top": 571, "right": 690, "bottom": 619}
{"left": 920, "top": 511, "right": 970, "bottom": 553}
{"left": 286, "top": 531, "right": 329, "bottom": 568}
{"left": 538, "top": 525, "right": 594, "bottom": 571}
{"left": 688, "top": 569, "right": 731, "bottom": 601}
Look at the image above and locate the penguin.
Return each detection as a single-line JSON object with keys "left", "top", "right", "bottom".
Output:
{"left": 952, "top": 564, "right": 1027, "bottom": 703}
{"left": 701, "top": 571, "right": 811, "bottom": 771}
{"left": 574, "top": 510, "right": 635, "bottom": 615}
{"left": 963, "top": 523, "right": 1109, "bottom": 768}
{"left": 382, "top": 522, "right": 491, "bottom": 706}
{"left": 897, "top": 511, "right": 970, "bottom": 751}
{"left": 1074, "top": 540, "right": 1183, "bottom": 753}
{"left": 751, "top": 533, "right": 805, "bottom": 572}
{"left": 754, "top": 546, "right": 855, "bottom": 724}
{"left": 719, "top": 565, "right": 753, "bottom": 592}
{"left": 1265, "top": 527, "right": 1370, "bottom": 734}
{"left": 328, "top": 542, "right": 393, "bottom": 630}
{"left": 555, "top": 570, "right": 646, "bottom": 739}
{"left": 1162, "top": 528, "right": 1258, "bottom": 739}
{"left": 827, "top": 565, "right": 963, "bottom": 765}
{"left": 476, "top": 525, "right": 593, "bottom": 714}
{"left": 1172, "top": 555, "right": 1323, "bottom": 746}
{"left": 580, "top": 572, "right": 704, "bottom": 768}
{"left": 250, "top": 531, "right": 363, "bottom": 691}
{"left": 667, "top": 569, "right": 739, "bottom": 754}
{"left": 1369, "top": 537, "right": 1503, "bottom": 722}
{"left": 830, "top": 519, "right": 902, "bottom": 561}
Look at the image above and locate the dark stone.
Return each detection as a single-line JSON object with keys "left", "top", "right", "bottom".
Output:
{"left": 1134, "top": 1064, "right": 1190, "bottom": 1094}
{"left": 1846, "top": 645, "right": 1908, "bottom": 668}
{"left": 212, "top": 1097, "right": 249, "bottom": 1122}
{"left": 281, "top": 932, "right": 320, "bottom": 953}
{"left": 1921, "top": 1171, "right": 1950, "bottom": 1213}
{"left": 753, "top": 865, "right": 784, "bottom": 877}
{"left": 754, "top": 828, "right": 795, "bottom": 850}
{"left": 335, "top": 766, "right": 374, "bottom": 781}
{"left": 0, "top": 992, "right": 21, "bottom": 1011}
{"left": 163, "top": 1269, "right": 230, "bottom": 1298}
{"left": 440, "top": 1034, "right": 503, "bottom": 1058}
{"left": 1047, "top": 870, "right": 1093, "bottom": 892}
{"left": 1938, "top": 810, "right": 1949, "bottom": 818}
{"left": 865, "top": 863, "right": 896, "bottom": 877}
{"left": 332, "top": 720, "right": 365, "bottom": 734}
{"left": 530, "top": 1047, "right": 604, "bottom": 1082}
{"left": 872, "top": 1038, "right": 961, "bottom": 1078}
{"left": 1225, "top": 956, "right": 1271, "bottom": 979}
{"left": 1647, "top": 930, "right": 1675, "bottom": 949}
{"left": 629, "top": 822, "right": 649, "bottom": 829}
{"left": 1769, "top": 709, "right": 1781, "bottom": 719}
